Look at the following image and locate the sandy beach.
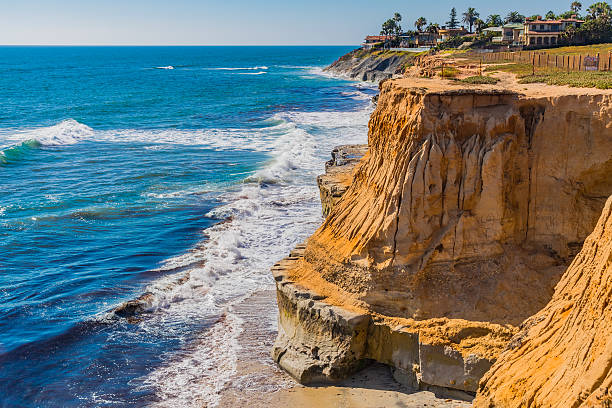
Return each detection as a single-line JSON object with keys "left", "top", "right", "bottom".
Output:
{"left": 216, "top": 290, "right": 472, "bottom": 408}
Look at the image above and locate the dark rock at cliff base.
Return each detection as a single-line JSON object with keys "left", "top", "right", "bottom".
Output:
{"left": 324, "top": 49, "right": 415, "bottom": 82}
{"left": 317, "top": 145, "right": 368, "bottom": 217}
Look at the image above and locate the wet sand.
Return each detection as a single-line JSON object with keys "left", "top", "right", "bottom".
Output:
{"left": 216, "top": 290, "right": 472, "bottom": 408}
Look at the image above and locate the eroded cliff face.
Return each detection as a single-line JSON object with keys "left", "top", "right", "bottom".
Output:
{"left": 324, "top": 49, "right": 412, "bottom": 82}
{"left": 474, "top": 195, "right": 612, "bottom": 408}
{"left": 304, "top": 80, "right": 612, "bottom": 326}
{"left": 273, "top": 78, "right": 612, "bottom": 393}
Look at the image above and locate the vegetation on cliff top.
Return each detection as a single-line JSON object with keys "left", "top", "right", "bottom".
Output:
{"left": 484, "top": 61, "right": 612, "bottom": 88}
{"left": 460, "top": 75, "right": 500, "bottom": 84}
{"left": 520, "top": 70, "right": 612, "bottom": 88}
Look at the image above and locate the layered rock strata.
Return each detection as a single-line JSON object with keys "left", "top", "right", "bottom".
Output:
{"left": 317, "top": 145, "right": 368, "bottom": 217}
{"left": 474, "top": 196, "right": 612, "bottom": 408}
{"left": 272, "top": 246, "right": 515, "bottom": 393}
{"left": 325, "top": 49, "right": 413, "bottom": 82}
{"left": 273, "top": 78, "right": 612, "bottom": 393}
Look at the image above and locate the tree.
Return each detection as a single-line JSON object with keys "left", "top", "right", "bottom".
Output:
{"left": 571, "top": 1, "right": 583, "bottom": 13}
{"left": 474, "top": 18, "right": 485, "bottom": 33}
{"left": 486, "top": 14, "right": 503, "bottom": 27}
{"left": 505, "top": 11, "right": 526, "bottom": 23}
{"left": 380, "top": 19, "right": 396, "bottom": 36}
{"left": 462, "top": 7, "right": 480, "bottom": 32}
{"left": 546, "top": 11, "right": 557, "bottom": 20}
{"left": 559, "top": 10, "right": 578, "bottom": 19}
{"left": 380, "top": 13, "right": 403, "bottom": 40}
{"left": 561, "top": 1, "right": 612, "bottom": 45}
{"left": 415, "top": 17, "right": 428, "bottom": 31}
{"left": 426, "top": 23, "right": 440, "bottom": 34}
{"left": 447, "top": 7, "right": 459, "bottom": 29}
{"left": 587, "top": 2, "right": 612, "bottom": 20}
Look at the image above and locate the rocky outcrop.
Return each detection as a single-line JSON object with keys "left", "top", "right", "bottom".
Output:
{"left": 273, "top": 77, "right": 612, "bottom": 394}
{"left": 325, "top": 49, "right": 414, "bottom": 82}
{"left": 317, "top": 145, "right": 368, "bottom": 217}
{"left": 474, "top": 195, "right": 612, "bottom": 408}
{"left": 272, "top": 245, "right": 514, "bottom": 394}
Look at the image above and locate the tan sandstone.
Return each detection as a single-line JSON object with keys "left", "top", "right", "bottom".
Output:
{"left": 473, "top": 195, "right": 612, "bottom": 408}
{"left": 273, "top": 77, "right": 612, "bottom": 394}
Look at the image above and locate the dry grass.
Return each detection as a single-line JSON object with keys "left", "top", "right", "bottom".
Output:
{"left": 485, "top": 63, "right": 535, "bottom": 76}
{"left": 538, "top": 43, "right": 612, "bottom": 56}
{"left": 519, "top": 71, "right": 612, "bottom": 89}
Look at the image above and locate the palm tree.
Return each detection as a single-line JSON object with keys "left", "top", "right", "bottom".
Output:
{"left": 571, "top": 1, "right": 583, "bottom": 13}
{"left": 546, "top": 11, "right": 557, "bottom": 20}
{"left": 415, "top": 17, "right": 428, "bottom": 32}
{"left": 486, "top": 14, "right": 503, "bottom": 27}
{"left": 426, "top": 23, "right": 440, "bottom": 34}
{"left": 505, "top": 11, "right": 526, "bottom": 24}
{"left": 587, "top": 2, "right": 612, "bottom": 20}
{"left": 474, "top": 18, "right": 485, "bottom": 33}
{"left": 462, "top": 8, "right": 480, "bottom": 32}
{"left": 394, "top": 13, "right": 402, "bottom": 24}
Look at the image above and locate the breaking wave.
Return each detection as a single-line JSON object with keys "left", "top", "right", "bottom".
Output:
{"left": 1, "top": 119, "right": 94, "bottom": 147}
{"left": 236, "top": 71, "right": 267, "bottom": 76}
{"left": 0, "top": 139, "right": 41, "bottom": 165}
{"left": 208, "top": 66, "right": 268, "bottom": 71}
{"left": 108, "top": 93, "right": 374, "bottom": 407}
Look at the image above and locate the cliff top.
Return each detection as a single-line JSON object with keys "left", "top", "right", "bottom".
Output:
{"left": 391, "top": 72, "right": 612, "bottom": 98}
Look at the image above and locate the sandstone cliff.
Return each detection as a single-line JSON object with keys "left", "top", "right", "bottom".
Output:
{"left": 272, "top": 77, "right": 612, "bottom": 394}
{"left": 474, "top": 195, "right": 612, "bottom": 408}
{"left": 325, "top": 49, "right": 415, "bottom": 82}
{"left": 305, "top": 80, "right": 612, "bottom": 326}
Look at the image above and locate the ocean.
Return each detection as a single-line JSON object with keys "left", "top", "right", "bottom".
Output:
{"left": 0, "top": 46, "right": 374, "bottom": 407}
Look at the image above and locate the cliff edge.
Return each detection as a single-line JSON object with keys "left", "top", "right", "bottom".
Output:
{"left": 324, "top": 48, "right": 416, "bottom": 82}
{"left": 272, "top": 77, "right": 612, "bottom": 394}
{"left": 474, "top": 195, "right": 612, "bottom": 408}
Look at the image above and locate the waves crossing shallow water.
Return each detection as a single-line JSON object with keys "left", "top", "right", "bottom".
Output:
{"left": 0, "top": 46, "right": 374, "bottom": 407}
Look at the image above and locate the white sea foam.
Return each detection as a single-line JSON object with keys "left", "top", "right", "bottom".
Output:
{"left": 142, "top": 312, "right": 243, "bottom": 408}
{"left": 134, "top": 84, "right": 373, "bottom": 407}
{"left": 208, "top": 66, "right": 268, "bottom": 71}
{"left": 236, "top": 71, "right": 267, "bottom": 76}
{"left": 155, "top": 66, "right": 175, "bottom": 70}
{"left": 0, "top": 71, "right": 374, "bottom": 407}
{"left": 341, "top": 90, "right": 372, "bottom": 100}
{"left": 5, "top": 119, "right": 95, "bottom": 146}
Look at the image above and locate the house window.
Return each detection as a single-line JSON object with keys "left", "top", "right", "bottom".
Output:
{"left": 540, "top": 24, "right": 545, "bottom": 30}
{"left": 537, "top": 37, "right": 542, "bottom": 45}
{"left": 551, "top": 37, "right": 557, "bottom": 44}
{"left": 544, "top": 37, "right": 549, "bottom": 45}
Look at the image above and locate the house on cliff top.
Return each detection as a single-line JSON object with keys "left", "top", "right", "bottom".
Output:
{"left": 522, "top": 16, "right": 584, "bottom": 47}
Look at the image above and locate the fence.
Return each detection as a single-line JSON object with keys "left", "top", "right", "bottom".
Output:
{"left": 478, "top": 50, "right": 612, "bottom": 72}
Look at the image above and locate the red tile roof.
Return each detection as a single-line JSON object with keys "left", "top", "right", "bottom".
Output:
{"left": 526, "top": 19, "right": 584, "bottom": 24}
{"left": 364, "top": 35, "right": 393, "bottom": 42}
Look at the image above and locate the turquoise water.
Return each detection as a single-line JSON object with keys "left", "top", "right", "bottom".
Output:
{"left": 0, "top": 46, "right": 373, "bottom": 407}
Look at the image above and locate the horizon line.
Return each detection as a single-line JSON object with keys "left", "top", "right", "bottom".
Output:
{"left": 0, "top": 44, "right": 360, "bottom": 47}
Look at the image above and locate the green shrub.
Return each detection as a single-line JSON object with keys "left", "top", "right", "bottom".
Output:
{"left": 461, "top": 75, "right": 500, "bottom": 84}
{"left": 519, "top": 71, "right": 612, "bottom": 89}
{"left": 439, "top": 66, "right": 460, "bottom": 78}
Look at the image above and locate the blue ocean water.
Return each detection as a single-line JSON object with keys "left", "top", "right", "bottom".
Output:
{"left": 0, "top": 46, "right": 374, "bottom": 407}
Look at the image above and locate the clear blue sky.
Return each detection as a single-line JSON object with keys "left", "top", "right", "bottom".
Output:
{"left": 0, "top": 0, "right": 585, "bottom": 45}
